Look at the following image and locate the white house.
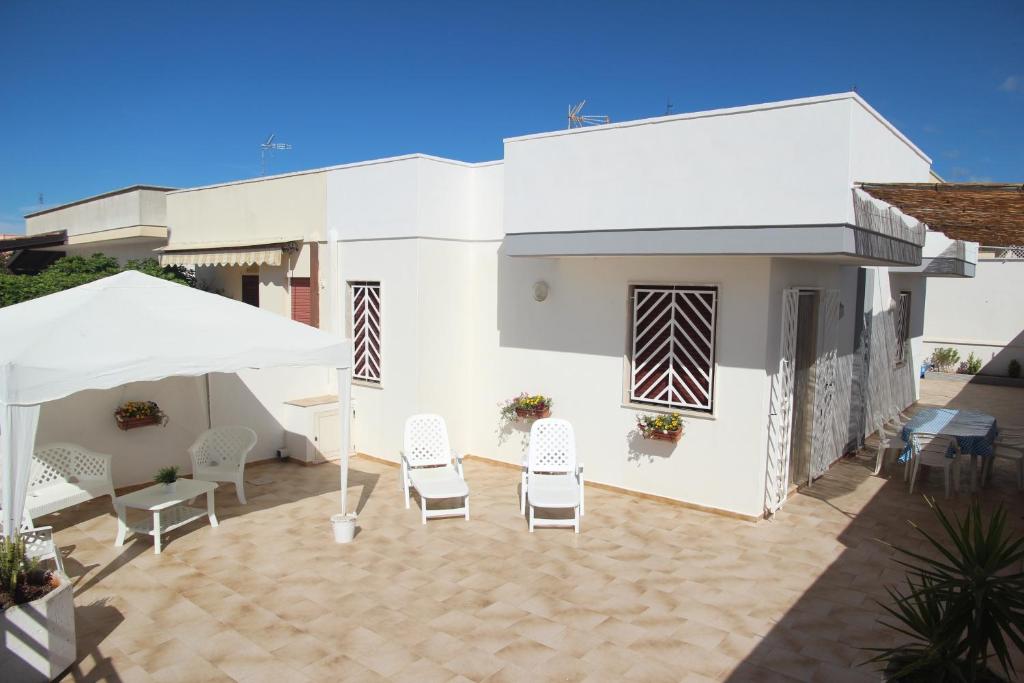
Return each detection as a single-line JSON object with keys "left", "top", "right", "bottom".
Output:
{"left": 1, "top": 185, "right": 175, "bottom": 272}
{"left": 31, "top": 92, "right": 977, "bottom": 519}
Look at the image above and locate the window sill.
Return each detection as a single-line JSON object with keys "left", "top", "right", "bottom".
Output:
{"left": 621, "top": 402, "right": 716, "bottom": 421}
{"left": 352, "top": 379, "right": 383, "bottom": 390}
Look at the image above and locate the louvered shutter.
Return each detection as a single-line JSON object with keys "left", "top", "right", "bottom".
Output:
{"left": 351, "top": 282, "right": 381, "bottom": 383}
{"left": 630, "top": 285, "right": 717, "bottom": 411}
{"left": 290, "top": 277, "right": 312, "bottom": 326}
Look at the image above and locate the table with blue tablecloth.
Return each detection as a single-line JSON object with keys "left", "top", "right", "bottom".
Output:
{"left": 901, "top": 407, "right": 998, "bottom": 490}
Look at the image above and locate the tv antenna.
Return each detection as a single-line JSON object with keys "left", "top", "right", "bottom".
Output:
{"left": 260, "top": 133, "right": 292, "bottom": 176}
{"left": 665, "top": 97, "right": 674, "bottom": 115}
{"left": 567, "top": 100, "right": 610, "bottom": 129}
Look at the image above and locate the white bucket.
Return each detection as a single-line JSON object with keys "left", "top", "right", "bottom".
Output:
{"left": 331, "top": 513, "right": 357, "bottom": 543}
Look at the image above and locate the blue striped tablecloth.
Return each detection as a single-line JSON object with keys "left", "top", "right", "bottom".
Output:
{"left": 900, "top": 408, "right": 998, "bottom": 459}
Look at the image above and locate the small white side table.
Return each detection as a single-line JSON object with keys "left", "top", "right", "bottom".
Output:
{"left": 114, "top": 479, "right": 218, "bottom": 554}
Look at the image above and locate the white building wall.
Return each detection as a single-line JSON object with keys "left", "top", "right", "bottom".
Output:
{"left": 923, "top": 259, "right": 1024, "bottom": 375}
{"left": 27, "top": 188, "right": 171, "bottom": 237}
{"left": 465, "top": 254, "right": 774, "bottom": 518}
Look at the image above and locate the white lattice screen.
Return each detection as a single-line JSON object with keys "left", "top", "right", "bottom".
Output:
{"left": 894, "top": 291, "right": 911, "bottom": 365}
{"left": 630, "top": 285, "right": 717, "bottom": 412}
{"left": 351, "top": 282, "right": 381, "bottom": 383}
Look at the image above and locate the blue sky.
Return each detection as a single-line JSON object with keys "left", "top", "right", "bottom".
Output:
{"left": 0, "top": 0, "right": 1021, "bottom": 233}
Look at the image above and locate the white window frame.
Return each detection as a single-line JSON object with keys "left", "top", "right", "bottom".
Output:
{"left": 349, "top": 281, "right": 382, "bottom": 385}
{"left": 626, "top": 284, "right": 718, "bottom": 413}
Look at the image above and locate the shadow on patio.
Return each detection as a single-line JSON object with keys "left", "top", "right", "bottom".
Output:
{"left": 726, "top": 379, "right": 1024, "bottom": 681}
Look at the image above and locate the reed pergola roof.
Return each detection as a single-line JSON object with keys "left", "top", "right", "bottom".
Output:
{"left": 857, "top": 183, "right": 1024, "bottom": 246}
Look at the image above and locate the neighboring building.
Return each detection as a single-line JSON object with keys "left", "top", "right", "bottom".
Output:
{"left": 0, "top": 185, "right": 174, "bottom": 273}
{"left": 150, "top": 92, "right": 975, "bottom": 519}
{"left": 923, "top": 245, "right": 1024, "bottom": 375}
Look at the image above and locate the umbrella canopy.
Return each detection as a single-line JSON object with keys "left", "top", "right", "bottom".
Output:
{"left": 0, "top": 271, "right": 353, "bottom": 536}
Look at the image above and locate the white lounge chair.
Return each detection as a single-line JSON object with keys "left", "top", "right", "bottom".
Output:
{"left": 401, "top": 414, "right": 469, "bottom": 524}
{"left": 525, "top": 418, "right": 584, "bottom": 533}
{"left": 908, "top": 433, "right": 961, "bottom": 499}
{"left": 189, "top": 426, "right": 257, "bottom": 505}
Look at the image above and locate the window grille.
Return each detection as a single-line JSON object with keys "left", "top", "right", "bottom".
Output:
{"left": 629, "top": 285, "right": 717, "bottom": 411}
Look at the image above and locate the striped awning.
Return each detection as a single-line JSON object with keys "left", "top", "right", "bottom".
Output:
{"left": 157, "top": 239, "right": 301, "bottom": 267}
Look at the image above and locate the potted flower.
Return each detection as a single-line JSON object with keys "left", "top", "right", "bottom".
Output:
{"left": 865, "top": 498, "right": 1023, "bottom": 681}
{"left": 636, "top": 412, "right": 684, "bottom": 443}
{"left": 153, "top": 466, "right": 180, "bottom": 495}
{"left": 114, "top": 401, "right": 167, "bottom": 431}
{"left": 0, "top": 534, "right": 75, "bottom": 681}
{"left": 500, "top": 393, "right": 552, "bottom": 422}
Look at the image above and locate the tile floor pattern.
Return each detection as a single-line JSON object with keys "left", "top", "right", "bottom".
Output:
{"left": 45, "top": 378, "right": 1024, "bottom": 682}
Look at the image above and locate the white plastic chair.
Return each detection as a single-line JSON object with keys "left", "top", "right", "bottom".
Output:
{"left": 401, "top": 414, "right": 469, "bottom": 524}
{"left": 983, "top": 432, "right": 1024, "bottom": 491}
{"left": 525, "top": 419, "right": 584, "bottom": 533}
{"left": 189, "top": 426, "right": 257, "bottom": 504}
{"left": 871, "top": 419, "right": 907, "bottom": 477}
{"left": 22, "top": 525, "right": 64, "bottom": 575}
{"left": 908, "top": 433, "right": 961, "bottom": 499}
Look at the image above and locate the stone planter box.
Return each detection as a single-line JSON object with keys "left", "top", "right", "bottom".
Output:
{"left": 0, "top": 572, "right": 76, "bottom": 682}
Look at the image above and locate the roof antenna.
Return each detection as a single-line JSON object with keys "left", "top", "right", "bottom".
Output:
{"left": 665, "top": 97, "right": 674, "bottom": 116}
{"left": 37, "top": 193, "right": 44, "bottom": 206}
{"left": 260, "top": 133, "right": 293, "bottom": 176}
{"left": 567, "top": 100, "right": 610, "bottom": 129}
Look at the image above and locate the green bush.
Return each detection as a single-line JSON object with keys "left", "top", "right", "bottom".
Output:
{"left": 0, "top": 253, "right": 194, "bottom": 308}
{"left": 1009, "top": 360, "right": 1021, "bottom": 379}
{"left": 930, "top": 348, "right": 961, "bottom": 373}
{"left": 963, "top": 353, "right": 983, "bottom": 375}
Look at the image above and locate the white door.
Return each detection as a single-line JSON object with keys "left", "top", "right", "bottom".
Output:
{"left": 314, "top": 409, "right": 341, "bottom": 462}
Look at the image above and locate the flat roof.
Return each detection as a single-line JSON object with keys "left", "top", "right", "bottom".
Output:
{"left": 503, "top": 92, "right": 931, "bottom": 165}
{"left": 24, "top": 185, "right": 178, "bottom": 218}
{"left": 168, "top": 154, "right": 503, "bottom": 195}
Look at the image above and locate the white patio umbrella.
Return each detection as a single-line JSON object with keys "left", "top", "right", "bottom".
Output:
{"left": 0, "top": 270, "right": 354, "bottom": 538}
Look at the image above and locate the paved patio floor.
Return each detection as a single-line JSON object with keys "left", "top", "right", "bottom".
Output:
{"left": 49, "top": 378, "right": 1024, "bottom": 682}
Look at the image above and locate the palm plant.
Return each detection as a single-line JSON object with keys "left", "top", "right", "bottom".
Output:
{"left": 867, "top": 498, "right": 1024, "bottom": 681}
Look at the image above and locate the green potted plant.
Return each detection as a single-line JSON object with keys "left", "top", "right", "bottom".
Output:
{"left": 114, "top": 400, "right": 167, "bottom": 431}
{"left": 865, "top": 498, "right": 1024, "bottom": 681}
{"left": 500, "top": 393, "right": 552, "bottom": 421}
{"left": 636, "top": 412, "right": 684, "bottom": 443}
{"left": 1, "top": 533, "right": 75, "bottom": 681}
{"left": 1008, "top": 359, "right": 1021, "bottom": 379}
{"left": 153, "top": 465, "right": 180, "bottom": 495}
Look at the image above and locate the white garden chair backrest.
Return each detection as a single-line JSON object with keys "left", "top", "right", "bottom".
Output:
{"left": 528, "top": 419, "right": 577, "bottom": 475}
{"left": 189, "top": 426, "right": 257, "bottom": 470}
{"left": 403, "top": 414, "right": 451, "bottom": 468}
{"left": 29, "top": 443, "right": 110, "bottom": 490}
{"left": 912, "top": 432, "right": 959, "bottom": 464}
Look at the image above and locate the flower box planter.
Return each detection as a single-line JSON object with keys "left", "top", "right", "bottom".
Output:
{"left": 1, "top": 572, "right": 75, "bottom": 682}
{"left": 641, "top": 427, "right": 683, "bottom": 443}
{"left": 514, "top": 406, "right": 551, "bottom": 420}
{"left": 115, "top": 414, "right": 165, "bottom": 431}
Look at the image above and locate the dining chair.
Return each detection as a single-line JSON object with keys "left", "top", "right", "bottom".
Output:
{"left": 908, "top": 433, "right": 961, "bottom": 499}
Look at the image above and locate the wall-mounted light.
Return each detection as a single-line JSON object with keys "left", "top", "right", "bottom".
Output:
{"left": 532, "top": 280, "right": 549, "bottom": 302}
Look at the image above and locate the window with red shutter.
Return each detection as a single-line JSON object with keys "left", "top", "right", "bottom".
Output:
{"left": 290, "top": 277, "right": 312, "bottom": 326}
{"left": 628, "top": 284, "right": 718, "bottom": 412}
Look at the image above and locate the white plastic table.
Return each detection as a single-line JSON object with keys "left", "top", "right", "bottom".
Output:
{"left": 114, "top": 478, "right": 218, "bottom": 554}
